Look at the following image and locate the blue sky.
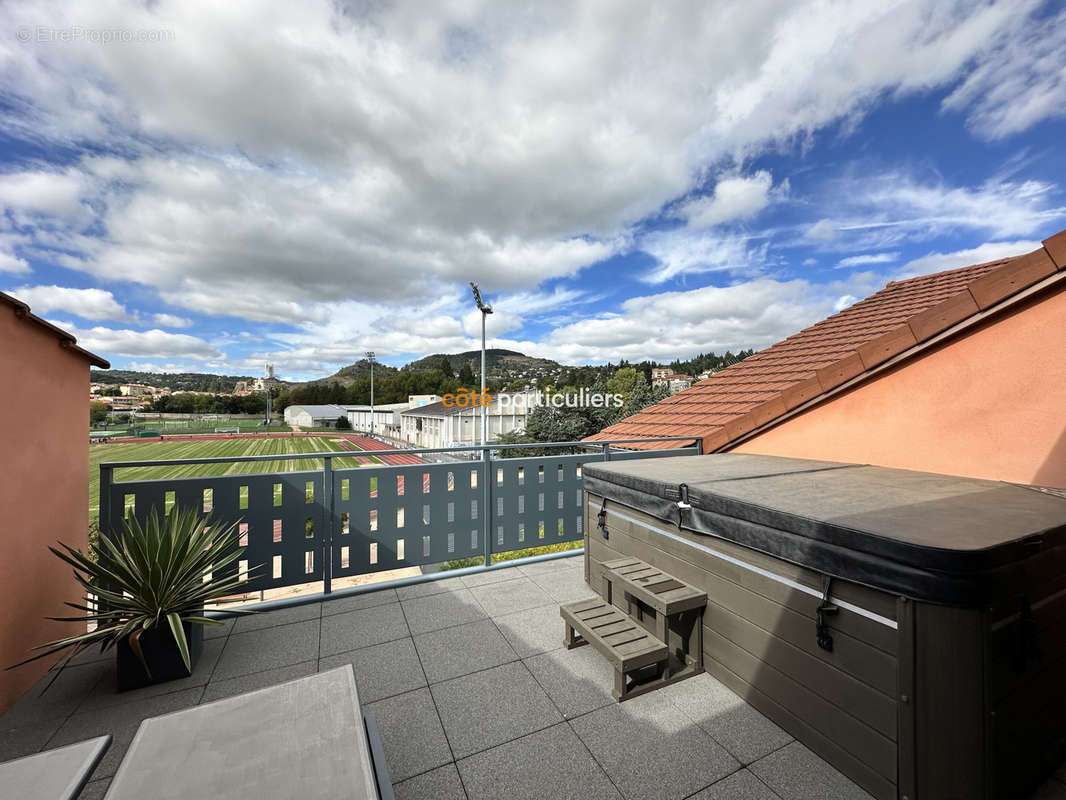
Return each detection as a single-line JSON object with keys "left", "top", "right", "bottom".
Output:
{"left": 1, "top": 0, "right": 1064, "bottom": 381}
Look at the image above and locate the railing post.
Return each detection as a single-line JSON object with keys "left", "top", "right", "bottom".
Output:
{"left": 322, "top": 455, "right": 333, "bottom": 595}
{"left": 601, "top": 443, "right": 611, "bottom": 462}
{"left": 482, "top": 446, "right": 492, "bottom": 570}
{"left": 97, "top": 464, "right": 115, "bottom": 612}
{"left": 696, "top": 436, "right": 704, "bottom": 456}
{"left": 99, "top": 464, "right": 113, "bottom": 543}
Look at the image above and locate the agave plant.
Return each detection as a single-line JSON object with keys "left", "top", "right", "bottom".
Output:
{"left": 11, "top": 506, "right": 257, "bottom": 677}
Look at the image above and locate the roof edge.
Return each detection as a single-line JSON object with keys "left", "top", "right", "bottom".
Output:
{"left": 586, "top": 231, "right": 1066, "bottom": 455}
{"left": 1, "top": 292, "right": 110, "bottom": 369}
{"left": 721, "top": 264, "right": 1066, "bottom": 453}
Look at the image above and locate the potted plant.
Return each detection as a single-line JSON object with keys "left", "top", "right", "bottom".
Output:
{"left": 11, "top": 506, "right": 257, "bottom": 691}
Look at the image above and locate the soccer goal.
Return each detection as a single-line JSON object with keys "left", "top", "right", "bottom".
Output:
{"left": 163, "top": 421, "right": 189, "bottom": 429}
{"left": 214, "top": 427, "right": 240, "bottom": 434}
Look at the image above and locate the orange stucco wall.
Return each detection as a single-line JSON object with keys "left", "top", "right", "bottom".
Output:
{"left": 0, "top": 307, "right": 91, "bottom": 712}
{"left": 734, "top": 285, "right": 1066, "bottom": 489}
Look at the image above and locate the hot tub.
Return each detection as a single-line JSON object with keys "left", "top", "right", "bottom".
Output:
{"left": 581, "top": 453, "right": 1066, "bottom": 800}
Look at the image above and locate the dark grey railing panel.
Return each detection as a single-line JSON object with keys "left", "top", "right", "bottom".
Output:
{"left": 107, "top": 470, "right": 325, "bottom": 593}
{"left": 332, "top": 461, "right": 484, "bottom": 576}
{"left": 101, "top": 438, "right": 701, "bottom": 596}
{"left": 491, "top": 453, "right": 588, "bottom": 553}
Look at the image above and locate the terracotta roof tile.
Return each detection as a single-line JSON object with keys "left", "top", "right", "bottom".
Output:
{"left": 590, "top": 233, "right": 1066, "bottom": 452}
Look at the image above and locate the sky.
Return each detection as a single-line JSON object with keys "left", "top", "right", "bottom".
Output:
{"left": 1, "top": 1, "right": 1065, "bottom": 382}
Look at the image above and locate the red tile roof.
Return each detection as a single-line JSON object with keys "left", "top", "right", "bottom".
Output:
{"left": 590, "top": 229, "right": 1066, "bottom": 451}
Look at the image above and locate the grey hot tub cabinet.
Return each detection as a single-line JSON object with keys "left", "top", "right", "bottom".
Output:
{"left": 581, "top": 453, "right": 1066, "bottom": 800}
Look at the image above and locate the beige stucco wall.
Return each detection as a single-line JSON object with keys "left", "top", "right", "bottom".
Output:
{"left": 734, "top": 285, "right": 1066, "bottom": 489}
{"left": 0, "top": 307, "right": 91, "bottom": 712}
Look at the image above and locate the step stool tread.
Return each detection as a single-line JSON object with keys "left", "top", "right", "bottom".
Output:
{"left": 605, "top": 558, "right": 707, "bottom": 615}
{"left": 560, "top": 600, "right": 667, "bottom": 671}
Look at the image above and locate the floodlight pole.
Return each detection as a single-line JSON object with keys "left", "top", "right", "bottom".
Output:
{"left": 470, "top": 283, "right": 493, "bottom": 447}
{"left": 366, "top": 351, "right": 375, "bottom": 439}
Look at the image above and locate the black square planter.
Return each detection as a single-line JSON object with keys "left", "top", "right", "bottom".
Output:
{"left": 116, "top": 619, "right": 204, "bottom": 691}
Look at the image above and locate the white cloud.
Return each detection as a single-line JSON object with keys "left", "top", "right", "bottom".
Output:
{"left": 48, "top": 321, "right": 223, "bottom": 360}
{"left": 641, "top": 231, "right": 768, "bottom": 283}
{"left": 942, "top": 7, "right": 1066, "bottom": 138}
{"left": 806, "top": 173, "right": 1066, "bottom": 250}
{"left": 522, "top": 273, "right": 885, "bottom": 363}
{"left": 0, "top": 0, "right": 1060, "bottom": 327}
{"left": 894, "top": 240, "right": 1040, "bottom": 280}
{"left": 835, "top": 252, "right": 899, "bottom": 268}
{"left": 679, "top": 171, "right": 783, "bottom": 228}
{"left": 0, "top": 170, "right": 87, "bottom": 217}
{"left": 151, "top": 312, "right": 193, "bottom": 328}
{"left": 10, "top": 284, "right": 130, "bottom": 321}
{"left": 0, "top": 251, "right": 30, "bottom": 274}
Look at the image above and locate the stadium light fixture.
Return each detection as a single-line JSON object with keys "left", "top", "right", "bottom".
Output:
{"left": 366, "top": 351, "right": 376, "bottom": 438}
{"left": 469, "top": 283, "right": 493, "bottom": 447}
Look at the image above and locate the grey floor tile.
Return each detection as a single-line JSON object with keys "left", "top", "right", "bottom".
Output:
{"left": 413, "top": 619, "right": 518, "bottom": 684}
{"left": 231, "top": 602, "right": 321, "bottom": 633}
{"left": 495, "top": 604, "right": 567, "bottom": 658}
{"left": 394, "top": 763, "right": 468, "bottom": 800}
{"left": 322, "top": 587, "right": 399, "bottom": 615}
{"left": 431, "top": 661, "right": 562, "bottom": 758}
{"left": 402, "top": 587, "right": 487, "bottom": 634}
{"left": 366, "top": 688, "right": 452, "bottom": 782}
{"left": 202, "top": 617, "right": 235, "bottom": 639}
{"left": 523, "top": 646, "right": 615, "bottom": 719}
{"left": 77, "top": 638, "right": 225, "bottom": 711}
{"left": 319, "top": 602, "right": 409, "bottom": 656}
{"left": 688, "top": 769, "right": 783, "bottom": 799}
{"left": 750, "top": 742, "right": 873, "bottom": 800}
{"left": 571, "top": 693, "right": 739, "bottom": 800}
{"left": 460, "top": 568, "right": 523, "bottom": 589}
{"left": 78, "top": 778, "right": 111, "bottom": 800}
{"left": 212, "top": 619, "right": 320, "bottom": 680}
{"left": 201, "top": 660, "right": 317, "bottom": 703}
{"left": 396, "top": 576, "right": 468, "bottom": 600}
{"left": 0, "top": 717, "right": 64, "bottom": 761}
{"left": 458, "top": 723, "right": 619, "bottom": 800}
{"left": 66, "top": 645, "right": 115, "bottom": 666}
{"left": 320, "top": 637, "right": 426, "bottom": 703}
{"left": 1, "top": 660, "right": 111, "bottom": 727}
{"left": 517, "top": 557, "right": 583, "bottom": 580}
{"left": 48, "top": 688, "right": 203, "bottom": 780}
{"left": 469, "top": 577, "right": 554, "bottom": 617}
{"left": 658, "top": 673, "right": 792, "bottom": 764}
{"left": 527, "top": 569, "right": 598, "bottom": 603}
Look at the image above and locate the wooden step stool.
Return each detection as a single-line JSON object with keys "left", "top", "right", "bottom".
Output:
{"left": 561, "top": 557, "right": 706, "bottom": 701}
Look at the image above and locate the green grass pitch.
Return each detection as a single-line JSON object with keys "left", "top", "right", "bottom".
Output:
{"left": 89, "top": 435, "right": 379, "bottom": 523}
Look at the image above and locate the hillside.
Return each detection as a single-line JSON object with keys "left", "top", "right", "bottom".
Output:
{"left": 90, "top": 369, "right": 262, "bottom": 393}
{"left": 303, "top": 358, "right": 400, "bottom": 387}
{"left": 405, "top": 349, "right": 564, "bottom": 382}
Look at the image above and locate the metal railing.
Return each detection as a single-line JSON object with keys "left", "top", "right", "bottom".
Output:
{"left": 98, "top": 437, "right": 700, "bottom": 600}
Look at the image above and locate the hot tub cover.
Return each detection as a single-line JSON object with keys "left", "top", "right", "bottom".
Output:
{"left": 582, "top": 454, "right": 1066, "bottom": 605}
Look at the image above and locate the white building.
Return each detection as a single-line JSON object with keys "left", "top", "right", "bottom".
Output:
{"left": 407, "top": 394, "right": 440, "bottom": 408}
{"left": 283, "top": 404, "right": 352, "bottom": 428}
{"left": 399, "top": 391, "right": 539, "bottom": 449}
{"left": 346, "top": 402, "right": 409, "bottom": 438}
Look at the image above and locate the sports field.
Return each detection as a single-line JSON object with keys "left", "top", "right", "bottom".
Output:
{"left": 89, "top": 435, "right": 380, "bottom": 523}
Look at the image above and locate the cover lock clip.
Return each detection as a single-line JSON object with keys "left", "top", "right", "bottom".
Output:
{"left": 816, "top": 576, "right": 838, "bottom": 652}
{"left": 597, "top": 498, "right": 609, "bottom": 540}
{"left": 676, "top": 483, "right": 692, "bottom": 530}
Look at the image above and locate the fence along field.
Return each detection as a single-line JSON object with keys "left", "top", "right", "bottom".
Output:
{"left": 89, "top": 436, "right": 379, "bottom": 524}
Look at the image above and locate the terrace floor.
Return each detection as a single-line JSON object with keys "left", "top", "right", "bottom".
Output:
{"left": 3, "top": 554, "right": 1065, "bottom": 800}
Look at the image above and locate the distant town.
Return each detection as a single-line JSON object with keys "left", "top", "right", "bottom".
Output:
{"left": 88, "top": 348, "right": 755, "bottom": 448}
